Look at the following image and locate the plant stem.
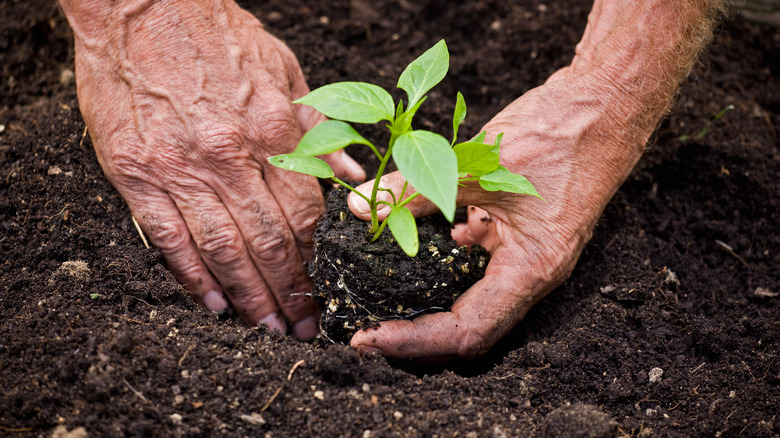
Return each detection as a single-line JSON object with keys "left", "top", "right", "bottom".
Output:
{"left": 369, "top": 216, "right": 390, "bottom": 242}
{"left": 368, "top": 129, "right": 400, "bottom": 233}
{"left": 377, "top": 187, "right": 397, "bottom": 205}
{"left": 366, "top": 142, "right": 384, "bottom": 161}
{"left": 396, "top": 192, "right": 421, "bottom": 209}
{"left": 331, "top": 177, "right": 370, "bottom": 204}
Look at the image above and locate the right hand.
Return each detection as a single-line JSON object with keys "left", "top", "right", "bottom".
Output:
{"left": 66, "top": 0, "right": 364, "bottom": 339}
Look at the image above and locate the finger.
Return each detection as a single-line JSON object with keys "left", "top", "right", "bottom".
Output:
{"left": 347, "top": 171, "right": 436, "bottom": 221}
{"left": 120, "top": 183, "right": 229, "bottom": 314}
{"left": 215, "top": 167, "right": 321, "bottom": 339}
{"left": 168, "top": 183, "right": 289, "bottom": 333}
{"left": 347, "top": 170, "right": 502, "bottom": 221}
{"left": 320, "top": 149, "right": 367, "bottom": 182}
{"left": 451, "top": 205, "right": 503, "bottom": 252}
{"left": 452, "top": 206, "right": 492, "bottom": 246}
{"left": 350, "top": 249, "right": 541, "bottom": 360}
{"left": 276, "top": 37, "right": 326, "bottom": 135}
{"left": 279, "top": 43, "right": 367, "bottom": 183}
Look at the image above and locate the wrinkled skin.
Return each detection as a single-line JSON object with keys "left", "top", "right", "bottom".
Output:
{"left": 348, "top": 70, "right": 646, "bottom": 360}
{"left": 67, "top": 1, "right": 364, "bottom": 339}
{"left": 62, "top": 0, "right": 715, "bottom": 356}
{"left": 344, "top": 0, "right": 718, "bottom": 359}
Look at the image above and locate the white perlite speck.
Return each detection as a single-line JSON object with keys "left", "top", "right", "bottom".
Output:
{"left": 240, "top": 413, "right": 266, "bottom": 426}
{"left": 648, "top": 367, "right": 664, "bottom": 383}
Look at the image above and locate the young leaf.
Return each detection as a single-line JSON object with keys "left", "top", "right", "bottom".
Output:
{"left": 295, "top": 82, "right": 394, "bottom": 124}
{"left": 405, "top": 96, "right": 428, "bottom": 120}
{"left": 294, "top": 120, "right": 372, "bottom": 156}
{"left": 452, "top": 92, "right": 467, "bottom": 145}
{"left": 386, "top": 206, "right": 419, "bottom": 257}
{"left": 478, "top": 165, "right": 541, "bottom": 198}
{"left": 397, "top": 40, "right": 449, "bottom": 108}
{"left": 395, "top": 96, "right": 428, "bottom": 134}
{"left": 492, "top": 132, "right": 504, "bottom": 154}
{"left": 395, "top": 100, "right": 405, "bottom": 121}
{"left": 267, "top": 154, "right": 335, "bottom": 179}
{"left": 494, "top": 132, "right": 504, "bottom": 147}
{"left": 453, "top": 142, "right": 500, "bottom": 176}
{"left": 473, "top": 130, "right": 487, "bottom": 144}
{"left": 393, "top": 130, "right": 458, "bottom": 222}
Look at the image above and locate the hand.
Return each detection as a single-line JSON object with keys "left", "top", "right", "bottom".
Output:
{"left": 347, "top": 70, "right": 647, "bottom": 360}
{"left": 344, "top": 0, "right": 721, "bottom": 360}
{"left": 65, "top": 1, "right": 364, "bottom": 339}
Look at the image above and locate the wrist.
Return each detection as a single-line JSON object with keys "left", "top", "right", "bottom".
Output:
{"left": 555, "top": 0, "right": 725, "bottom": 155}
{"left": 59, "top": 0, "right": 245, "bottom": 49}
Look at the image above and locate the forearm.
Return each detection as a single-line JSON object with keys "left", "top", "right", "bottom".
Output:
{"left": 58, "top": 0, "right": 248, "bottom": 51}
{"left": 572, "top": 0, "right": 726, "bottom": 147}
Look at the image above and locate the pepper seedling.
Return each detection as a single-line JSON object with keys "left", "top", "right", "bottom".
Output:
{"left": 269, "top": 40, "right": 540, "bottom": 256}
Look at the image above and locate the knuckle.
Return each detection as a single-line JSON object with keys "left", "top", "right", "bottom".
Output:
{"left": 198, "top": 228, "right": 244, "bottom": 264}
{"left": 108, "top": 149, "right": 155, "bottom": 183}
{"left": 199, "top": 127, "right": 251, "bottom": 165}
{"left": 457, "top": 328, "right": 490, "bottom": 358}
{"left": 249, "top": 231, "right": 295, "bottom": 266}
{"left": 258, "top": 107, "right": 298, "bottom": 147}
{"left": 277, "top": 292, "right": 311, "bottom": 315}
{"left": 288, "top": 204, "right": 324, "bottom": 243}
{"left": 144, "top": 216, "right": 190, "bottom": 253}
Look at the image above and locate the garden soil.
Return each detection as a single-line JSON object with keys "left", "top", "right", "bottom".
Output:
{"left": 1, "top": 0, "right": 778, "bottom": 436}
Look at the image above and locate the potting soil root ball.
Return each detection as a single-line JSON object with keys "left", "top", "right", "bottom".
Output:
{"left": 308, "top": 185, "right": 488, "bottom": 344}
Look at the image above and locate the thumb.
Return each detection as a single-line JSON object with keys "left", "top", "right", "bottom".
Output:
{"left": 349, "top": 261, "right": 535, "bottom": 360}
{"left": 347, "top": 170, "right": 440, "bottom": 221}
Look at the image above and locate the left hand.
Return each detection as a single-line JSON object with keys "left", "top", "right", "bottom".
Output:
{"left": 346, "top": 70, "right": 646, "bottom": 360}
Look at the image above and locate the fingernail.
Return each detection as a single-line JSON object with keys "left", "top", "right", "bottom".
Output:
{"left": 203, "top": 290, "right": 228, "bottom": 313}
{"left": 292, "top": 315, "right": 319, "bottom": 341}
{"left": 342, "top": 154, "right": 367, "bottom": 182}
{"left": 349, "top": 182, "right": 374, "bottom": 215}
{"left": 259, "top": 313, "right": 287, "bottom": 334}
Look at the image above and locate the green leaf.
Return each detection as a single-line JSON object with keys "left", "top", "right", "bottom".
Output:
{"left": 267, "top": 154, "right": 334, "bottom": 178}
{"left": 453, "top": 142, "right": 500, "bottom": 176}
{"left": 473, "top": 130, "right": 487, "bottom": 144}
{"left": 397, "top": 40, "right": 449, "bottom": 108}
{"left": 294, "top": 120, "right": 372, "bottom": 156}
{"left": 452, "top": 92, "right": 467, "bottom": 145}
{"left": 90, "top": 293, "right": 101, "bottom": 300}
{"left": 478, "top": 166, "right": 541, "bottom": 198}
{"left": 386, "top": 206, "right": 419, "bottom": 257}
{"left": 494, "top": 132, "right": 504, "bottom": 147}
{"left": 493, "top": 132, "right": 504, "bottom": 154}
{"left": 395, "top": 96, "right": 428, "bottom": 135}
{"left": 295, "top": 82, "right": 394, "bottom": 124}
{"left": 393, "top": 130, "right": 458, "bottom": 222}
{"left": 405, "top": 96, "right": 427, "bottom": 120}
{"left": 395, "top": 100, "right": 405, "bottom": 121}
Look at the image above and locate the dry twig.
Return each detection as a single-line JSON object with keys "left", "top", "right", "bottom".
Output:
{"left": 261, "top": 387, "right": 283, "bottom": 412}
{"left": 288, "top": 359, "right": 306, "bottom": 380}
{"left": 132, "top": 215, "right": 150, "bottom": 249}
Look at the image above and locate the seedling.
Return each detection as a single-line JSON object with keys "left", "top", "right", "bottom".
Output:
{"left": 678, "top": 104, "right": 734, "bottom": 142}
{"left": 269, "top": 40, "right": 540, "bottom": 256}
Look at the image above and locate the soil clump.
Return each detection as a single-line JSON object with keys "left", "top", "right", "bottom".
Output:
{"left": 310, "top": 185, "right": 487, "bottom": 344}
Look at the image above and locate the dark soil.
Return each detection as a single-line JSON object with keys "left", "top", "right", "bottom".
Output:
{"left": 1, "top": 0, "right": 778, "bottom": 437}
{"left": 310, "top": 185, "right": 487, "bottom": 345}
